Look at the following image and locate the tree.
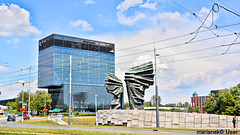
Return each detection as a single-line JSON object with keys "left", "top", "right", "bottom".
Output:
{"left": 31, "top": 90, "right": 52, "bottom": 114}
{"left": 188, "top": 105, "right": 194, "bottom": 113}
{"left": 150, "top": 95, "right": 161, "bottom": 106}
{"left": 124, "top": 102, "right": 129, "bottom": 109}
{"left": 183, "top": 102, "right": 189, "bottom": 108}
{"left": 176, "top": 107, "right": 183, "bottom": 112}
{"left": 177, "top": 102, "right": 182, "bottom": 107}
{"left": 15, "top": 91, "right": 33, "bottom": 112}
{"left": 170, "top": 108, "right": 176, "bottom": 112}
{"left": 6, "top": 101, "right": 11, "bottom": 109}
{"left": 10, "top": 101, "right": 16, "bottom": 109}
{"left": 202, "top": 84, "right": 240, "bottom": 115}
{"left": 195, "top": 106, "right": 201, "bottom": 113}
{"left": 144, "top": 101, "right": 152, "bottom": 107}
{"left": 202, "top": 93, "right": 217, "bottom": 114}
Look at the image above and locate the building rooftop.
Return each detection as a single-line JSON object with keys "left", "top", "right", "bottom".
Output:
{"left": 39, "top": 34, "right": 115, "bottom": 54}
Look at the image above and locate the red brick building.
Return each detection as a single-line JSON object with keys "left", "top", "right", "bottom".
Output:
{"left": 191, "top": 92, "right": 209, "bottom": 113}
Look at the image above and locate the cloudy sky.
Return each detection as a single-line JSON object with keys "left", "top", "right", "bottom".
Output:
{"left": 0, "top": 0, "right": 239, "bottom": 104}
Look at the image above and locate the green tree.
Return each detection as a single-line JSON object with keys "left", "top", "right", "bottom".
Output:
{"left": 176, "top": 107, "right": 183, "bottom": 112}
{"left": 170, "top": 108, "right": 176, "bottom": 112}
{"left": 31, "top": 90, "right": 52, "bottom": 114}
{"left": 144, "top": 101, "right": 152, "bottom": 107}
{"left": 188, "top": 105, "right": 194, "bottom": 113}
{"left": 202, "top": 93, "right": 217, "bottom": 114}
{"left": 150, "top": 95, "right": 161, "bottom": 106}
{"left": 124, "top": 102, "right": 129, "bottom": 109}
{"left": 6, "top": 101, "right": 11, "bottom": 109}
{"left": 202, "top": 84, "right": 240, "bottom": 115}
{"left": 195, "top": 106, "right": 201, "bottom": 113}
{"left": 15, "top": 91, "right": 33, "bottom": 112}
{"left": 177, "top": 102, "right": 182, "bottom": 107}
{"left": 183, "top": 102, "right": 189, "bottom": 108}
{"left": 216, "top": 89, "right": 235, "bottom": 115}
{"left": 10, "top": 101, "right": 16, "bottom": 109}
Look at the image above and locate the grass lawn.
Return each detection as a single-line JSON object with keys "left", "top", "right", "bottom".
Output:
{"left": 62, "top": 116, "right": 96, "bottom": 126}
{"left": 0, "top": 127, "right": 153, "bottom": 135}
{"left": 21, "top": 118, "right": 61, "bottom": 126}
{"left": 20, "top": 116, "right": 240, "bottom": 133}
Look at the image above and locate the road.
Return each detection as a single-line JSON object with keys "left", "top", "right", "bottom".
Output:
{"left": 0, "top": 120, "right": 197, "bottom": 135}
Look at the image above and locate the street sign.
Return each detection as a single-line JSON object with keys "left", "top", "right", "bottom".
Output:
{"left": 19, "top": 101, "right": 22, "bottom": 103}
{"left": 53, "top": 109, "right": 60, "bottom": 112}
{"left": 49, "top": 110, "right": 54, "bottom": 113}
{"left": 23, "top": 103, "right": 27, "bottom": 106}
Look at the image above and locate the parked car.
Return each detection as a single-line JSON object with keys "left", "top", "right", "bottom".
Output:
{"left": 23, "top": 114, "right": 30, "bottom": 120}
{"left": 7, "top": 115, "right": 16, "bottom": 121}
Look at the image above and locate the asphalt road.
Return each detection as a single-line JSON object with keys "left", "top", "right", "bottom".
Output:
{"left": 0, "top": 120, "right": 198, "bottom": 135}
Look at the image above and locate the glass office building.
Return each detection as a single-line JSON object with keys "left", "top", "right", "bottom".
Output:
{"left": 38, "top": 34, "right": 115, "bottom": 112}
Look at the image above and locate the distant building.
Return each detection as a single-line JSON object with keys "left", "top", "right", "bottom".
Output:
{"left": 38, "top": 34, "right": 116, "bottom": 112}
{"left": 0, "top": 98, "right": 16, "bottom": 106}
{"left": 210, "top": 90, "right": 222, "bottom": 95}
{"left": 191, "top": 92, "right": 208, "bottom": 113}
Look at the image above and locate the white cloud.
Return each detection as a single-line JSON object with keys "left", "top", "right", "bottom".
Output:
{"left": 117, "top": 0, "right": 143, "bottom": 12}
{"left": 0, "top": 4, "right": 41, "bottom": 36}
{"left": 117, "top": 12, "right": 146, "bottom": 26}
{"left": 69, "top": 19, "right": 93, "bottom": 31}
{"left": 0, "top": 65, "right": 9, "bottom": 72}
{"left": 83, "top": 0, "right": 96, "bottom": 5}
{"left": 93, "top": 7, "right": 240, "bottom": 104}
{"left": 140, "top": 0, "right": 157, "bottom": 10}
{"left": 6, "top": 38, "right": 20, "bottom": 44}
{"left": 116, "top": 0, "right": 146, "bottom": 26}
{"left": 0, "top": 80, "right": 39, "bottom": 99}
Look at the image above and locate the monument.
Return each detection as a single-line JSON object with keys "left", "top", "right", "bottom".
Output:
{"left": 124, "top": 61, "right": 154, "bottom": 110}
{"left": 104, "top": 72, "right": 123, "bottom": 109}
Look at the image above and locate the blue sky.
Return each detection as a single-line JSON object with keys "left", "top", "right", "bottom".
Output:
{"left": 0, "top": 0, "right": 239, "bottom": 104}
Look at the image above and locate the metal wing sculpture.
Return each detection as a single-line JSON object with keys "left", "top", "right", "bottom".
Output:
{"left": 104, "top": 72, "right": 123, "bottom": 109}
{"left": 124, "top": 61, "right": 154, "bottom": 110}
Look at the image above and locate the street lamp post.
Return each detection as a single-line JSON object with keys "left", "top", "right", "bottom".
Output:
{"left": 28, "top": 66, "right": 32, "bottom": 116}
{"left": 17, "top": 82, "right": 25, "bottom": 123}
{"left": 95, "top": 95, "right": 98, "bottom": 125}
{"left": 44, "top": 92, "right": 46, "bottom": 117}
{"left": 154, "top": 46, "right": 160, "bottom": 127}
{"left": 68, "top": 55, "right": 72, "bottom": 125}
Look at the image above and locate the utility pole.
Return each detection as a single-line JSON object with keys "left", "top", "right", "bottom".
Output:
{"left": 44, "top": 92, "right": 46, "bottom": 117}
{"left": 95, "top": 95, "right": 98, "bottom": 125}
{"left": 154, "top": 39, "right": 160, "bottom": 127}
{"left": 68, "top": 55, "right": 72, "bottom": 125}
{"left": 28, "top": 66, "right": 32, "bottom": 116}
{"left": 17, "top": 82, "right": 25, "bottom": 122}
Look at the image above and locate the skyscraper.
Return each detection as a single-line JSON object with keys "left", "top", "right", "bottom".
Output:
{"left": 38, "top": 34, "right": 115, "bottom": 112}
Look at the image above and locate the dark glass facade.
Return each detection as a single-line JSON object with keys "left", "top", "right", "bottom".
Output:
{"left": 38, "top": 34, "right": 115, "bottom": 112}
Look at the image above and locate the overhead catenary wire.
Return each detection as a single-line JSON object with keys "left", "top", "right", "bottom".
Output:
{"left": 1, "top": 49, "right": 239, "bottom": 84}
{"left": 221, "top": 33, "right": 240, "bottom": 54}
{"left": 35, "top": 32, "right": 239, "bottom": 69}
{"left": 217, "top": 0, "right": 240, "bottom": 15}
{"left": 170, "top": 0, "right": 238, "bottom": 37}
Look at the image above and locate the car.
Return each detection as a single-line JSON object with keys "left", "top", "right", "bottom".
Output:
{"left": 7, "top": 115, "right": 16, "bottom": 121}
{"left": 23, "top": 114, "right": 30, "bottom": 120}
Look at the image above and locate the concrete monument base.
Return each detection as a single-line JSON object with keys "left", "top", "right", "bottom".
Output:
{"left": 97, "top": 110, "right": 240, "bottom": 129}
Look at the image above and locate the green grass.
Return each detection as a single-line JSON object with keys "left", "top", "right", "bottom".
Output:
{"left": 62, "top": 116, "right": 96, "bottom": 126}
{"left": 0, "top": 127, "right": 153, "bottom": 135}
{"left": 20, "top": 116, "right": 240, "bottom": 133}
{"left": 21, "top": 118, "right": 61, "bottom": 126}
